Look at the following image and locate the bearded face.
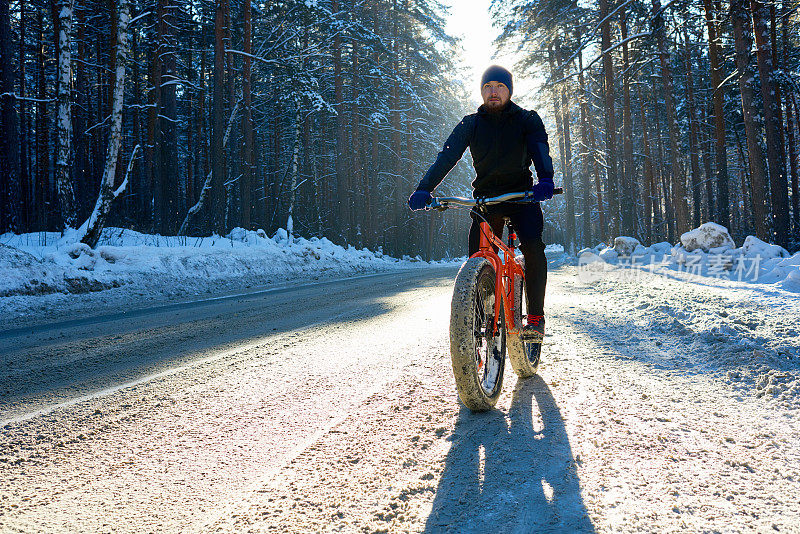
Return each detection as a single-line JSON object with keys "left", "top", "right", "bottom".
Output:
{"left": 481, "top": 82, "right": 510, "bottom": 112}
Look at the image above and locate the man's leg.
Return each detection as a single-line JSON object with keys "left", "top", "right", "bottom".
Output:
{"left": 510, "top": 203, "right": 546, "bottom": 315}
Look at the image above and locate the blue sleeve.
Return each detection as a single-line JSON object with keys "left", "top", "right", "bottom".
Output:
{"left": 525, "top": 111, "right": 554, "bottom": 185}
{"left": 416, "top": 116, "right": 473, "bottom": 192}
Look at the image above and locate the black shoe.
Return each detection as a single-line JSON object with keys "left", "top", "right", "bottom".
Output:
{"left": 522, "top": 315, "right": 545, "bottom": 342}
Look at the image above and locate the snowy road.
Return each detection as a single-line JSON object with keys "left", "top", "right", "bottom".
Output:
{"left": 1, "top": 263, "right": 800, "bottom": 532}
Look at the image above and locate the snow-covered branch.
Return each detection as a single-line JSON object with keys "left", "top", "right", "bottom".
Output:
{"left": 177, "top": 98, "right": 242, "bottom": 236}
{"left": 0, "top": 93, "right": 56, "bottom": 103}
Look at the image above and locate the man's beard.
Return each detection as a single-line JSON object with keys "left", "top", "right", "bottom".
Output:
{"left": 485, "top": 99, "right": 507, "bottom": 113}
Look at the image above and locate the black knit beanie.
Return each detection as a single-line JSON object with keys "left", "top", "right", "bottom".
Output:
{"left": 481, "top": 65, "right": 513, "bottom": 96}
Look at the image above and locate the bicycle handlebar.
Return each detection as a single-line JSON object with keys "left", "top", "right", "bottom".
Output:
{"left": 428, "top": 187, "right": 564, "bottom": 210}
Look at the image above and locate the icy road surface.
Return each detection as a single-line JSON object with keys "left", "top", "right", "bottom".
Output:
{"left": 1, "top": 264, "right": 799, "bottom": 532}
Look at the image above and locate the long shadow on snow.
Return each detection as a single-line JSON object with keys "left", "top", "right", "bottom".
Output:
{"left": 424, "top": 376, "right": 595, "bottom": 533}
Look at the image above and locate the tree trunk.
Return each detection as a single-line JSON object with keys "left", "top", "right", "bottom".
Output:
{"left": 19, "top": 0, "right": 30, "bottom": 231}
{"left": 35, "top": 5, "right": 49, "bottom": 231}
{"left": 0, "top": 0, "right": 19, "bottom": 232}
{"left": 576, "top": 30, "right": 593, "bottom": 247}
{"left": 790, "top": 95, "right": 800, "bottom": 239}
{"left": 186, "top": 45, "right": 195, "bottom": 212}
{"left": 599, "top": 0, "right": 619, "bottom": 237}
{"left": 198, "top": 22, "right": 209, "bottom": 217}
{"left": 700, "top": 102, "right": 716, "bottom": 222}
{"left": 652, "top": 74, "right": 673, "bottom": 242}
{"left": 684, "top": 27, "right": 703, "bottom": 229}
{"left": 578, "top": 46, "right": 604, "bottom": 242}
{"left": 54, "top": 0, "right": 78, "bottom": 229}
{"left": 352, "top": 38, "right": 364, "bottom": 248}
{"left": 547, "top": 44, "right": 567, "bottom": 244}
{"left": 638, "top": 86, "right": 656, "bottom": 245}
{"left": 130, "top": 27, "right": 145, "bottom": 227}
{"left": 370, "top": 97, "right": 381, "bottom": 246}
{"left": 731, "top": 0, "right": 770, "bottom": 240}
{"left": 751, "top": 0, "right": 790, "bottom": 247}
{"left": 620, "top": 9, "right": 635, "bottom": 236}
{"left": 74, "top": 5, "right": 90, "bottom": 222}
{"left": 240, "top": 0, "right": 253, "bottom": 229}
{"left": 702, "top": 0, "right": 731, "bottom": 228}
{"left": 210, "top": 0, "right": 227, "bottom": 234}
{"left": 554, "top": 41, "right": 576, "bottom": 252}
{"left": 223, "top": 0, "right": 234, "bottom": 228}
{"left": 287, "top": 100, "right": 301, "bottom": 239}
{"left": 333, "top": 0, "right": 348, "bottom": 244}
{"left": 785, "top": 3, "right": 800, "bottom": 240}
{"left": 158, "top": 0, "right": 178, "bottom": 233}
{"left": 80, "top": 0, "right": 131, "bottom": 248}
{"left": 770, "top": 3, "right": 788, "bottom": 230}
{"left": 732, "top": 122, "right": 753, "bottom": 234}
{"left": 143, "top": 3, "right": 161, "bottom": 231}
{"left": 652, "top": 0, "right": 690, "bottom": 235}
{"left": 391, "top": 0, "right": 403, "bottom": 255}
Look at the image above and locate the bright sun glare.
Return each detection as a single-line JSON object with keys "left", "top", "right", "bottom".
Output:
{"left": 443, "top": 0, "right": 540, "bottom": 107}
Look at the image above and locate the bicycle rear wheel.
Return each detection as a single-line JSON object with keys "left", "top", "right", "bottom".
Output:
{"left": 450, "top": 257, "right": 505, "bottom": 411}
{"left": 507, "top": 254, "right": 541, "bottom": 378}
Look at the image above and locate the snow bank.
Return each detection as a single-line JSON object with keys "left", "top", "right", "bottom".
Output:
{"left": 577, "top": 223, "right": 800, "bottom": 292}
{"left": 0, "top": 243, "right": 123, "bottom": 297}
{"left": 0, "top": 227, "right": 452, "bottom": 300}
{"left": 742, "top": 235, "right": 790, "bottom": 260}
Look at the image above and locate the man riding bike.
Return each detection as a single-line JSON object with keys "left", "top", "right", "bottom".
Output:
{"left": 408, "top": 65, "right": 555, "bottom": 342}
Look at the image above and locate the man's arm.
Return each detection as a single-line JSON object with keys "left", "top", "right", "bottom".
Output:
{"left": 524, "top": 111, "right": 555, "bottom": 186}
{"left": 415, "top": 116, "right": 473, "bottom": 192}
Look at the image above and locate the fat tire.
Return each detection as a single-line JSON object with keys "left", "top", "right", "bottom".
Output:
{"left": 449, "top": 257, "right": 505, "bottom": 411}
{"left": 508, "top": 254, "right": 541, "bottom": 378}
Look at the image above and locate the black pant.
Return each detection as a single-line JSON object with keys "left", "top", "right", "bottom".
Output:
{"left": 468, "top": 202, "right": 546, "bottom": 316}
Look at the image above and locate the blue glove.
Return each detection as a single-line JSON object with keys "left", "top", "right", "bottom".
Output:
{"left": 531, "top": 181, "right": 554, "bottom": 202}
{"left": 408, "top": 190, "right": 432, "bottom": 211}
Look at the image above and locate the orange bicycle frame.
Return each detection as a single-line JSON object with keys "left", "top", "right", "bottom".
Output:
{"left": 470, "top": 221, "right": 525, "bottom": 336}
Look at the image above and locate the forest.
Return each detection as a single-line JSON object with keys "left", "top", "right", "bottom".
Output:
{"left": 1, "top": 0, "right": 799, "bottom": 259}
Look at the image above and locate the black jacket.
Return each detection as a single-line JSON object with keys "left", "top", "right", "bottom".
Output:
{"left": 416, "top": 101, "right": 554, "bottom": 197}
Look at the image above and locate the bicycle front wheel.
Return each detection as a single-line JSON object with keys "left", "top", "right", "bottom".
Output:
{"left": 449, "top": 257, "right": 505, "bottom": 411}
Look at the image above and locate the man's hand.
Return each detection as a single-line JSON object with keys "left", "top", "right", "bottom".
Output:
{"left": 408, "top": 190, "right": 432, "bottom": 211}
{"left": 531, "top": 182, "right": 554, "bottom": 202}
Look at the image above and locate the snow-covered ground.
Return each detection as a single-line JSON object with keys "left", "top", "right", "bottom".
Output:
{"left": 574, "top": 222, "right": 800, "bottom": 408}
{"left": 2, "top": 221, "right": 800, "bottom": 531}
{"left": 0, "top": 227, "right": 458, "bottom": 325}
{"left": 3, "top": 256, "right": 799, "bottom": 532}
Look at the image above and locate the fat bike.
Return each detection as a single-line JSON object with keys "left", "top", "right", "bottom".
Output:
{"left": 428, "top": 188, "right": 563, "bottom": 411}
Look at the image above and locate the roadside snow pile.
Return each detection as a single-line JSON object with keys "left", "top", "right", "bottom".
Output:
{"left": 0, "top": 243, "right": 123, "bottom": 297}
{"left": 544, "top": 243, "right": 565, "bottom": 257}
{"left": 613, "top": 236, "right": 642, "bottom": 256}
{"left": 543, "top": 243, "right": 570, "bottom": 267}
{"left": 578, "top": 222, "right": 800, "bottom": 291}
{"left": 680, "top": 221, "right": 736, "bottom": 252}
{"left": 0, "top": 227, "right": 445, "bottom": 299}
